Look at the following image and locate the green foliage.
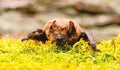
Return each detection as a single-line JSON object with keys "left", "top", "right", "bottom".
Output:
{"left": 0, "top": 35, "right": 120, "bottom": 70}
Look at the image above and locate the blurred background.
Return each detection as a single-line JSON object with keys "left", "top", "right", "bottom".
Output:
{"left": 0, "top": 0, "right": 120, "bottom": 42}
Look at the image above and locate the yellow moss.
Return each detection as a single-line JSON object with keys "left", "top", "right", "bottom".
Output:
{"left": 0, "top": 35, "right": 120, "bottom": 70}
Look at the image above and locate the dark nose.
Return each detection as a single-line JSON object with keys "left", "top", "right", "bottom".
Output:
{"left": 55, "top": 34, "right": 63, "bottom": 41}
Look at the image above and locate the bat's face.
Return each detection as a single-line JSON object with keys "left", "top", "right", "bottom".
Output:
{"left": 44, "top": 19, "right": 79, "bottom": 45}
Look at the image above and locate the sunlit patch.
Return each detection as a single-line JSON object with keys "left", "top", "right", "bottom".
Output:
{"left": 0, "top": 34, "right": 120, "bottom": 69}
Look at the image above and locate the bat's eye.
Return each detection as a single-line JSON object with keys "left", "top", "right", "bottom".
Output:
{"left": 61, "top": 27, "right": 67, "bottom": 31}
{"left": 49, "top": 28, "right": 53, "bottom": 33}
{"left": 61, "top": 28, "right": 65, "bottom": 31}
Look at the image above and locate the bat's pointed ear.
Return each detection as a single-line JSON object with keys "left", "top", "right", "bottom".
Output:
{"left": 51, "top": 20, "right": 56, "bottom": 27}
{"left": 68, "top": 21, "right": 76, "bottom": 34}
{"left": 53, "top": 20, "right": 56, "bottom": 24}
{"left": 50, "top": 20, "right": 56, "bottom": 32}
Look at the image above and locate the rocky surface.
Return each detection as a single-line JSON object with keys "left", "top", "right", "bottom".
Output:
{"left": 0, "top": 0, "right": 120, "bottom": 42}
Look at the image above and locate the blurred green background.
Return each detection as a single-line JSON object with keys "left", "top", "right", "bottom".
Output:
{"left": 0, "top": 0, "right": 120, "bottom": 42}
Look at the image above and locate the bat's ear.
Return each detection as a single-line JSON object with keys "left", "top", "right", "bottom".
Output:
{"left": 52, "top": 20, "right": 56, "bottom": 27}
{"left": 49, "top": 20, "right": 56, "bottom": 32}
{"left": 68, "top": 21, "right": 76, "bottom": 34}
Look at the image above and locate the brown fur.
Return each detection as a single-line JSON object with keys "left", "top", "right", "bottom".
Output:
{"left": 43, "top": 19, "right": 83, "bottom": 45}
{"left": 22, "top": 18, "right": 98, "bottom": 51}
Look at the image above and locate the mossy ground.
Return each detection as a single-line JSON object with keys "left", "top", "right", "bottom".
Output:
{"left": 0, "top": 35, "right": 120, "bottom": 70}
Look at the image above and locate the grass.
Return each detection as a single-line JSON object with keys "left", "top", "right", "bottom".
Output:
{"left": 0, "top": 34, "right": 120, "bottom": 70}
